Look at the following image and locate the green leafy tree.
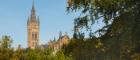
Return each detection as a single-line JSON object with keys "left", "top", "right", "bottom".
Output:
{"left": 66, "top": 0, "right": 140, "bottom": 60}
{"left": 0, "top": 36, "right": 12, "bottom": 48}
{"left": 0, "top": 35, "right": 13, "bottom": 60}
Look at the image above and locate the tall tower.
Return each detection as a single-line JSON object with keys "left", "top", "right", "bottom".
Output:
{"left": 27, "top": 0, "right": 39, "bottom": 49}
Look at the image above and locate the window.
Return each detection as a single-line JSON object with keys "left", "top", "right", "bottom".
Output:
{"left": 32, "top": 32, "right": 34, "bottom": 39}
{"left": 35, "top": 33, "right": 37, "bottom": 40}
{"left": 32, "top": 32, "right": 37, "bottom": 40}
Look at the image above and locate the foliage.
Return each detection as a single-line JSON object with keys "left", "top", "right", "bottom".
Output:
{"left": 66, "top": 0, "right": 140, "bottom": 60}
{"left": 67, "top": 0, "right": 140, "bottom": 37}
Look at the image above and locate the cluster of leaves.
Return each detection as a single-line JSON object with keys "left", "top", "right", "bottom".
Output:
{"left": 63, "top": 38, "right": 104, "bottom": 60}
{"left": 63, "top": 37, "right": 140, "bottom": 60}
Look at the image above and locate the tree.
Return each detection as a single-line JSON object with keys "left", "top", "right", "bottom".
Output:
{"left": 67, "top": 0, "right": 140, "bottom": 60}
{"left": 67, "top": 0, "right": 140, "bottom": 37}
{"left": 0, "top": 35, "right": 13, "bottom": 60}
{"left": 0, "top": 36, "right": 12, "bottom": 48}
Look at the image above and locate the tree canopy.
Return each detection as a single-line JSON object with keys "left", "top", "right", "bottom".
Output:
{"left": 67, "top": 0, "right": 140, "bottom": 37}
{"left": 65, "top": 0, "right": 140, "bottom": 60}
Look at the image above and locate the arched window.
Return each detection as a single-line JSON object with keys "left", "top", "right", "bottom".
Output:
{"left": 32, "top": 32, "right": 34, "bottom": 39}
{"left": 32, "top": 32, "right": 37, "bottom": 40}
{"left": 34, "top": 33, "right": 37, "bottom": 40}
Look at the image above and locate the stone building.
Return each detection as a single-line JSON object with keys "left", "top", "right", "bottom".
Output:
{"left": 27, "top": 1, "right": 40, "bottom": 49}
{"left": 48, "top": 32, "right": 69, "bottom": 53}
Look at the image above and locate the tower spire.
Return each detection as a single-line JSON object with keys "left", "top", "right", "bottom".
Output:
{"left": 32, "top": 0, "right": 35, "bottom": 10}
{"left": 31, "top": 0, "right": 36, "bottom": 21}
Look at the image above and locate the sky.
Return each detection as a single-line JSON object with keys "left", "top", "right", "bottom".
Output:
{"left": 0, "top": 0, "right": 78, "bottom": 48}
{"left": 0, "top": 0, "right": 104, "bottom": 48}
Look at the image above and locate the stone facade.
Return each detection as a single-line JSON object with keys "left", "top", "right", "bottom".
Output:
{"left": 27, "top": 1, "right": 39, "bottom": 49}
{"left": 48, "top": 33, "right": 69, "bottom": 53}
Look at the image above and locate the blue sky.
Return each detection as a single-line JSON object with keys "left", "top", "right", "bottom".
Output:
{"left": 0, "top": 0, "right": 104, "bottom": 48}
{"left": 0, "top": 0, "right": 80, "bottom": 48}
